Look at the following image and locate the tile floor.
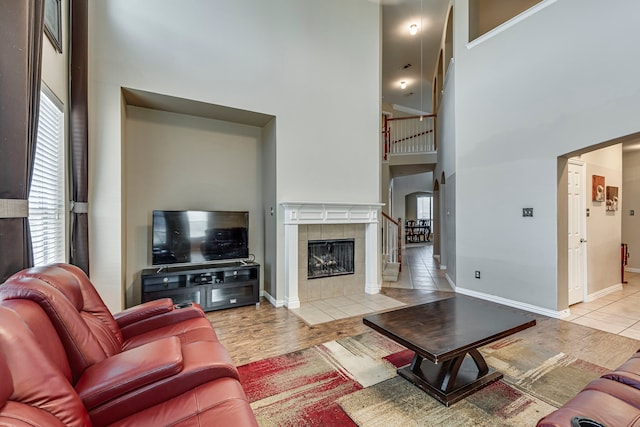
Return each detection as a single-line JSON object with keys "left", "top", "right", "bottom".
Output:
{"left": 565, "top": 271, "right": 640, "bottom": 339}
{"left": 290, "top": 293, "right": 406, "bottom": 325}
{"left": 383, "top": 243, "right": 454, "bottom": 292}
{"left": 290, "top": 243, "right": 453, "bottom": 325}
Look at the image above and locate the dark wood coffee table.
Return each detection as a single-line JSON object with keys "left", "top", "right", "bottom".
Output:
{"left": 363, "top": 295, "right": 536, "bottom": 406}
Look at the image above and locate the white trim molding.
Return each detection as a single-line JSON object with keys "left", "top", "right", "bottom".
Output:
{"left": 281, "top": 201, "right": 384, "bottom": 309}
{"left": 281, "top": 201, "right": 383, "bottom": 225}
{"left": 445, "top": 272, "right": 456, "bottom": 291}
{"left": 455, "top": 286, "right": 570, "bottom": 319}
{"left": 586, "top": 283, "right": 623, "bottom": 302}
{"left": 262, "top": 290, "right": 284, "bottom": 308}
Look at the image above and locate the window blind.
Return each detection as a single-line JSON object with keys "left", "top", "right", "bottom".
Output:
{"left": 29, "top": 89, "right": 65, "bottom": 266}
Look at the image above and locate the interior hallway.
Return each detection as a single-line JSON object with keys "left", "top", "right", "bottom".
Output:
{"left": 384, "top": 243, "right": 453, "bottom": 292}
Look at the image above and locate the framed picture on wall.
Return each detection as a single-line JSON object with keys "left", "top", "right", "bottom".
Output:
{"left": 44, "top": 0, "right": 62, "bottom": 53}
{"left": 592, "top": 175, "right": 605, "bottom": 202}
{"left": 606, "top": 186, "right": 618, "bottom": 211}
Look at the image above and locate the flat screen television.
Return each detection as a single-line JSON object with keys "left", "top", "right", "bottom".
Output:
{"left": 152, "top": 210, "right": 249, "bottom": 266}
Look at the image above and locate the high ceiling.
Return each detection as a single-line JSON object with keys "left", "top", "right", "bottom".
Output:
{"left": 381, "top": 0, "right": 451, "bottom": 114}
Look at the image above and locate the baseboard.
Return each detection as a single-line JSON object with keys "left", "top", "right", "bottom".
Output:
{"left": 445, "top": 273, "right": 456, "bottom": 291}
{"left": 365, "top": 281, "right": 382, "bottom": 295}
{"left": 455, "top": 287, "right": 570, "bottom": 319}
{"left": 262, "top": 291, "right": 285, "bottom": 308}
{"left": 585, "top": 283, "right": 623, "bottom": 302}
{"left": 626, "top": 267, "right": 640, "bottom": 273}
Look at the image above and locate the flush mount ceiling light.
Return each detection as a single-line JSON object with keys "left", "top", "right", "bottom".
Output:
{"left": 409, "top": 24, "right": 418, "bottom": 35}
{"left": 400, "top": 81, "right": 407, "bottom": 89}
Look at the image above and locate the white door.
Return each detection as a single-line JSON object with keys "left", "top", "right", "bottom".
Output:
{"left": 568, "top": 160, "right": 587, "bottom": 305}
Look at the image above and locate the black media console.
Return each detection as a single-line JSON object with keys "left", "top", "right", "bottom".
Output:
{"left": 141, "top": 262, "right": 260, "bottom": 311}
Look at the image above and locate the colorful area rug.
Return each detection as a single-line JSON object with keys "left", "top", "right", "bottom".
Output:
{"left": 237, "top": 332, "right": 609, "bottom": 426}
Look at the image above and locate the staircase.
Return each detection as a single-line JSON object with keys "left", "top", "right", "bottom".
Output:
{"left": 380, "top": 114, "right": 437, "bottom": 282}
{"left": 381, "top": 212, "right": 401, "bottom": 282}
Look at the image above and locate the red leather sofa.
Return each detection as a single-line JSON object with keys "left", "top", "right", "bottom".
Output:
{"left": 537, "top": 352, "right": 640, "bottom": 427}
{"left": 0, "top": 264, "right": 258, "bottom": 426}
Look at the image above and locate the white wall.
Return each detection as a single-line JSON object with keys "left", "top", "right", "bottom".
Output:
{"left": 453, "top": 0, "right": 640, "bottom": 311}
{"left": 623, "top": 147, "right": 640, "bottom": 271}
{"left": 124, "top": 107, "right": 264, "bottom": 306}
{"left": 581, "top": 145, "right": 623, "bottom": 295}
{"left": 89, "top": 0, "right": 381, "bottom": 310}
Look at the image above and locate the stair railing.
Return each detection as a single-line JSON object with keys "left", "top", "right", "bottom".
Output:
{"left": 382, "top": 114, "right": 436, "bottom": 160}
{"left": 381, "top": 212, "right": 402, "bottom": 272}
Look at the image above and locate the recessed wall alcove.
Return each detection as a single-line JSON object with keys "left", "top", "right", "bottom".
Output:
{"left": 121, "top": 88, "right": 276, "bottom": 307}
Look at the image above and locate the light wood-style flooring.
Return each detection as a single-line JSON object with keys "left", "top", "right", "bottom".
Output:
{"left": 206, "top": 288, "right": 452, "bottom": 366}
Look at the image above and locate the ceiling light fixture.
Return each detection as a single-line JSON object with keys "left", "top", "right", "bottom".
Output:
{"left": 409, "top": 24, "right": 418, "bottom": 36}
{"left": 400, "top": 81, "right": 407, "bottom": 89}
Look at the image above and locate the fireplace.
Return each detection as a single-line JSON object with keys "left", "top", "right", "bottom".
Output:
{"left": 280, "top": 202, "right": 383, "bottom": 309}
{"left": 308, "top": 239, "right": 355, "bottom": 279}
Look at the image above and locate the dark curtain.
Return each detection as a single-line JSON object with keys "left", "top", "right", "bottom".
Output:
{"left": 69, "top": 0, "right": 89, "bottom": 274}
{"left": 0, "top": 0, "right": 44, "bottom": 282}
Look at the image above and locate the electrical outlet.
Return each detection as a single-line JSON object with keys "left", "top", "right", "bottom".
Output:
{"left": 522, "top": 208, "right": 534, "bottom": 217}
{"left": 475, "top": 271, "right": 481, "bottom": 279}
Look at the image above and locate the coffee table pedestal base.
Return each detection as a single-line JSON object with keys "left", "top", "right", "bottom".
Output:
{"left": 397, "top": 350, "right": 503, "bottom": 406}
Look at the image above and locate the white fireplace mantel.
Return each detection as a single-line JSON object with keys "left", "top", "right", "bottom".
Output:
{"left": 281, "top": 201, "right": 384, "bottom": 309}
{"left": 281, "top": 201, "right": 383, "bottom": 225}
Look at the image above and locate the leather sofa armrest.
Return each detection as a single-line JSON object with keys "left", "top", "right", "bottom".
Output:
{"left": 114, "top": 298, "right": 205, "bottom": 341}
{"left": 114, "top": 299, "right": 175, "bottom": 328}
{"left": 75, "top": 336, "right": 183, "bottom": 410}
{"left": 117, "top": 303, "right": 206, "bottom": 341}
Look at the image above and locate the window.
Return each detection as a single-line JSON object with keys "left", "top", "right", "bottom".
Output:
{"left": 29, "top": 87, "right": 65, "bottom": 266}
{"left": 417, "top": 195, "right": 433, "bottom": 223}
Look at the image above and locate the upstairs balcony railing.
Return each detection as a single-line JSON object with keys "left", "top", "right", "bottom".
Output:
{"left": 382, "top": 114, "right": 436, "bottom": 160}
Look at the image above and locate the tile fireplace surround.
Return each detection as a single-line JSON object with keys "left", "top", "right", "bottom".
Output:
{"left": 281, "top": 202, "right": 384, "bottom": 309}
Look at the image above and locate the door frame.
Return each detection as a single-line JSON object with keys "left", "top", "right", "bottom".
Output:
{"left": 568, "top": 158, "right": 587, "bottom": 305}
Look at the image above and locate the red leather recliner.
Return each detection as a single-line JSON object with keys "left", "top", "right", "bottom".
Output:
{"left": 0, "top": 265, "right": 257, "bottom": 426}
{"left": 0, "top": 300, "right": 258, "bottom": 426}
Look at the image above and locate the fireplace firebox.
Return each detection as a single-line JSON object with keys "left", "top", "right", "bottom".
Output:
{"left": 308, "top": 239, "right": 355, "bottom": 279}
